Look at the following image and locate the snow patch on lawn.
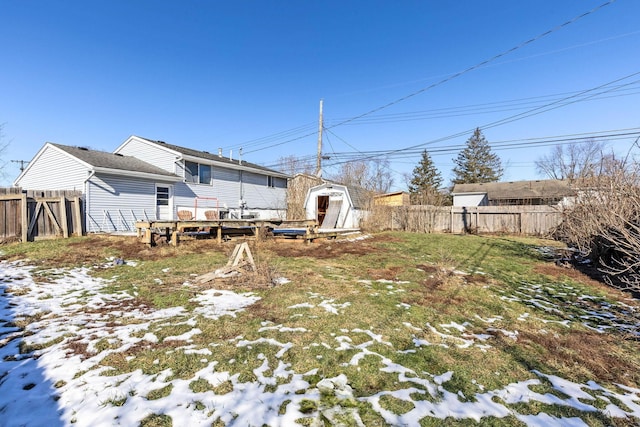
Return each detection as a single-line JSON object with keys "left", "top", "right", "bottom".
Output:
{"left": 1, "top": 260, "right": 640, "bottom": 426}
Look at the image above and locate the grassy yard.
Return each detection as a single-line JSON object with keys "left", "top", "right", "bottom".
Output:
{"left": 1, "top": 232, "right": 639, "bottom": 426}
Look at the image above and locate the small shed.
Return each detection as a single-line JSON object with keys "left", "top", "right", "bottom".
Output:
{"left": 304, "top": 182, "right": 369, "bottom": 229}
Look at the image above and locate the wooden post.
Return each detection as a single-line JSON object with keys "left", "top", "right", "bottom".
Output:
{"left": 217, "top": 223, "right": 222, "bottom": 244}
{"left": 144, "top": 228, "right": 153, "bottom": 246}
{"left": 59, "top": 196, "right": 69, "bottom": 238}
{"left": 73, "top": 196, "right": 82, "bottom": 236}
{"left": 21, "top": 193, "right": 28, "bottom": 243}
{"left": 450, "top": 207, "right": 454, "bottom": 234}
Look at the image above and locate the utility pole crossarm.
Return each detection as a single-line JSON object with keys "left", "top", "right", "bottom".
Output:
{"left": 11, "top": 160, "right": 29, "bottom": 172}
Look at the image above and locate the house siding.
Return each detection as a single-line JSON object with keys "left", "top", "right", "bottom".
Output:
{"left": 172, "top": 168, "right": 286, "bottom": 219}
{"left": 116, "top": 138, "right": 178, "bottom": 173}
{"left": 242, "top": 172, "right": 286, "bottom": 210}
{"left": 453, "top": 194, "right": 488, "bottom": 207}
{"left": 20, "top": 137, "right": 289, "bottom": 230}
{"left": 16, "top": 146, "right": 88, "bottom": 191}
{"left": 86, "top": 174, "right": 158, "bottom": 233}
{"left": 214, "top": 168, "right": 242, "bottom": 209}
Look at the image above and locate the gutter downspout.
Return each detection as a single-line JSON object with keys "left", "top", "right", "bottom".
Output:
{"left": 84, "top": 170, "right": 96, "bottom": 232}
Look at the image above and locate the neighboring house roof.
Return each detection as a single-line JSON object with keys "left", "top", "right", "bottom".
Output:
{"left": 452, "top": 179, "right": 575, "bottom": 201}
{"left": 51, "top": 144, "right": 179, "bottom": 178}
{"left": 133, "top": 136, "right": 289, "bottom": 178}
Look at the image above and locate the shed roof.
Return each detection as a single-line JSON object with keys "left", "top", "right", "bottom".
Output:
{"left": 135, "top": 137, "right": 288, "bottom": 178}
{"left": 52, "top": 144, "right": 178, "bottom": 178}
{"left": 452, "top": 179, "right": 575, "bottom": 201}
{"left": 347, "top": 185, "right": 371, "bottom": 209}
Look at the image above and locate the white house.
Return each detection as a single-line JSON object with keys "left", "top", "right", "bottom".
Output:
{"left": 304, "top": 182, "right": 369, "bottom": 229}
{"left": 14, "top": 136, "right": 289, "bottom": 233}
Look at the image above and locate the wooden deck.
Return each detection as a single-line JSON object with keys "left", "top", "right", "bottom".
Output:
{"left": 135, "top": 219, "right": 319, "bottom": 246}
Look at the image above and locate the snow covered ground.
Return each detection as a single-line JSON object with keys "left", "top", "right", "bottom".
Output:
{"left": 1, "top": 259, "right": 639, "bottom": 426}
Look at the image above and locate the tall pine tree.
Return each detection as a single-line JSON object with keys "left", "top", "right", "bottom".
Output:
{"left": 408, "top": 150, "right": 444, "bottom": 205}
{"left": 452, "top": 128, "right": 503, "bottom": 184}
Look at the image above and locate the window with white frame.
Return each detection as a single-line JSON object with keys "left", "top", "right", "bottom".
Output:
{"left": 268, "top": 176, "right": 275, "bottom": 188}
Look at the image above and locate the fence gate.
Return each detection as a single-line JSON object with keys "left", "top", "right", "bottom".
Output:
{"left": 0, "top": 188, "right": 84, "bottom": 242}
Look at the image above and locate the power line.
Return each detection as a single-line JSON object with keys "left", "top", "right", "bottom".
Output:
{"left": 321, "top": 70, "right": 640, "bottom": 167}
{"left": 221, "top": 122, "right": 317, "bottom": 152}
{"left": 324, "top": 0, "right": 617, "bottom": 130}
{"left": 244, "top": 0, "right": 615, "bottom": 155}
{"left": 320, "top": 128, "right": 640, "bottom": 165}
{"left": 263, "top": 128, "right": 640, "bottom": 174}
{"left": 327, "top": 84, "right": 640, "bottom": 125}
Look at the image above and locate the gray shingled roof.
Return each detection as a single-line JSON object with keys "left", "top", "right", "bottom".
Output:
{"left": 346, "top": 185, "right": 372, "bottom": 209}
{"left": 136, "top": 137, "right": 288, "bottom": 177}
{"left": 52, "top": 144, "right": 178, "bottom": 177}
{"left": 452, "top": 179, "right": 575, "bottom": 200}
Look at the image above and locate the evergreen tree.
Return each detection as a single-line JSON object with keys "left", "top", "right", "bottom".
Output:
{"left": 452, "top": 128, "right": 503, "bottom": 184}
{"left": 408, "top": 150, "right": 443, "bottom": 205}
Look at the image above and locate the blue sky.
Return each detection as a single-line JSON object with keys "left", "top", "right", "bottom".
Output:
{"left": 2, "top": 0, "right": 639, "bottom": 190}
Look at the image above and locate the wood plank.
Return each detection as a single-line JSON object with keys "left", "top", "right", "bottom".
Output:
{"left": 144, "top": 228, "right": 152, "bottom": 246}
{"left": 73, "top": 196, "right": 82, "bottom": 236}
{"left": 27, "top": 201, "right": 42, "bottom": 238}
{"left": 0, "top": 194, "right": 24, "bottom": 201}
{"left": 59, "top": 196, "right": 69, "bottom": 238}
{"left": 41, "top": 200, "right": 62, "bottom": 235}
{"left": 21, "top": 193, "right": 28, "bottom": 242}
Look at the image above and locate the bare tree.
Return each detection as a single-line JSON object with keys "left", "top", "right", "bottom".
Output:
{"left": 330, "top": 158, "right": 393, "bottom": 193}
{"left": 276, "top": 155, "right": 315, "bottom": 176}
{"left": 536, "top": 139, "right": 609, "bottom": 180}
{"left": 554, "top": 152, "right": 640, "bottom": 293}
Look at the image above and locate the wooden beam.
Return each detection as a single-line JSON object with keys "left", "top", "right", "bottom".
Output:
{"left": 59, "top": 196, "right": 69, "bottom": 238}
{"left": 0, "top": 194, "right": 23, "bottom": 201}
{"left": 41, "top": 200, "right": 62, "bottom": 235}
{"left": 21, "top": 193, "right": 28, "bottom": 243}
{"left": 144, "top": 228, "right": 153, "bottom": 246}
{"left": 73, "top": 196, "right": 82, "bottom": 236}
{"left": 27, "top": 201, "right": 42, "bottom": 238}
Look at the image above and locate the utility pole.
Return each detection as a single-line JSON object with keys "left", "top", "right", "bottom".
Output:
{"left": 11, "top": 160, "right": 29, "bottom": 172}
{"left": 316, "top": 99, "right": 323, "bottom": 177}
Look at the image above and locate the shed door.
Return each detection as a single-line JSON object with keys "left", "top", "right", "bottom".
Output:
{"left": 156, "top": 185, "right": 173, "bottom": 220}
{"left": 317, "top": 195, "right": 329, "bottom": 226}
{"left": 322, "top": 197, "right": 342, "bottom": 228}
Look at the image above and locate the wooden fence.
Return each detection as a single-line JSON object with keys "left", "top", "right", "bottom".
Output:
{"left": 0, "top": 188, "right": 84, "bottom": 243}
{"left": 366, "top": 205, "right": 563, "bottom": 236}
